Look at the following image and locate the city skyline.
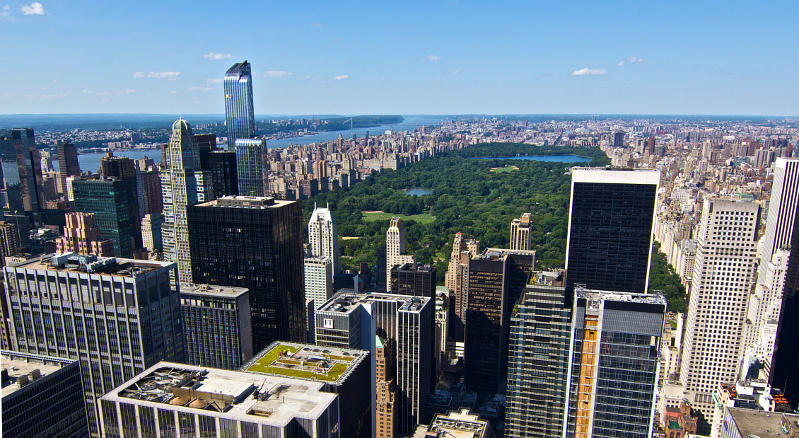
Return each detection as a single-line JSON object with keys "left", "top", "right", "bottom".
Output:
{"left": 1, "top": 1, "right": 798, "bottom": 116}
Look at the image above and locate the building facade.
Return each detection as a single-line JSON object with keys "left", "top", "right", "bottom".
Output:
{"left": 56, "top": 142, "right": 80, "bottom": 194}
{"left": 305, "top": 256, "right": 333, "bottom": 311}
{"left": 385, "top": 217, "right": 415, "bottom": 292}
{"left": 71, "top": 176, "right": 142, "bottom": 258}
{"left": 390, "top": 263, "right": 436, "bottom": 300}
{"left": 679, "top": 199, "right": 759, "bottom": 427}
{"left": 0, "top": 128, "right": 43, "bottom": 215}
{"left": 566, "top": 288, "right": 666, "bottom": 438}
{"left": 187, "top": 196, "right": 306, "bottom": 352}
{"left": 565, "top": 167, "right": 660, "bottom": 293}
{"left": 161, "top": 118, "right": 213, "bottom": 284}
{"left": 4, "top": 254, "right": 184, "bottom": 436}
{"left": 224, "top": 61, "right": 255, "bottom": 147}
{"left": 308, "top": 203, "right": 341, "bottom": 280}
{"left": 234, "top": 137, "right": 266, "bottom": 197}
{"left": 180, "top": 284, "right": 252, "bottom": 370}
{"left": 55, "top": 212, "right": 114, "bottom": 257}
{"left": 509, "top": 213, "right": 532, "bottom": 251}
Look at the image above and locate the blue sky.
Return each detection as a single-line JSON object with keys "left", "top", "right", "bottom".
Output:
{"left": 1, "top": 1, "right": 797, "bottom": 116}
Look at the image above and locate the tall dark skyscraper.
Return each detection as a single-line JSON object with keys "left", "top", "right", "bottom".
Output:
{"left": 208, "top": 149, "right": 238, "bottom": 198}
{"left": 565, "top": 168, "right": 660, "bottom": 293}
{"left": 0, "top": 128, "right": 43, "bottom": 215}
{"left": 390, "top": 263, "right": 436, "bottom": 299}
{"left": 56, "top": 142, "right": 80, "bottom": 194}
{"left": 71, "top": 175, "right": 142, "bottom": 258}
{"left": 187, "top": 196, "right": 306, "bottom": 352}
{"left": 235, "top": 137, "right": 266, "bottom": 196}
{"left": 224, "top": 60, "right": 255, "bottom": 148}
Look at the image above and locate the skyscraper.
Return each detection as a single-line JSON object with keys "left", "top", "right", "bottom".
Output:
{"left": 234, "top": 137, "right": 266, "bottom": 196}
{"left": 187, "top": 196, "right": 306, "bottom": 352}
{"left": 679, "top": 198, "right": 759, "bottom": 428}
{"left": 308, "top": 203, "right": 341, "bottom": 279}
{"left": 390, "top": 263, "right": 436, "bottom": 300}
{"left": 208, "top": 149, "right": 238, "bottom": 198}
{"left": 161, "top": 118, "right": 213, "bottom": 284}
{"left": 509, "top": 212, "right": 532, "bottom": 251}
{"left": 386, "top": 217, "right": 415, "bottom": 292}
{"left": 0, "top": 128, "right": 43, "bottom": 215}
{"left": 505, "top": 270, "right": 571, "bottom": 438}
{"left": 56, "top": 142, "right": 80, "bottom": 194}
{"left": 224, "top": 61, "right": 255, "bottom": 148}
{"left": 55, "top": 212, "right": 114, "bottom": 256}
{"left": 4, "top": 254, "right": 183, "bottom": 436}
{"left": 71, "top": 175, "right": 142, "bottom": 258}
{"left": 445, "top": 232, "right": 479, "bottom": 343}
{"left": 565, "top": 167, "right": 660, "bottom": 293}
{"left": 304, "top": 255, "right": 333, "bottom": 310}
{"left": 566, "top": 288, "right": 666, "bottom": 438}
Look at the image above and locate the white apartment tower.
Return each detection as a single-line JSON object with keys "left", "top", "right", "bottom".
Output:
{"left": 679, "top": 198, "right": 759, "bottom": 427}
{"left": 386, "top": 217, "right": 415, "bottom": 292}
{"left": 161, "top": 119, "right": 213, "bottom": 284}
{"left": 308, "top": 203, "right": 340, "bottom": 281}
{"left": 509, "top": 213, "right": 532, "bottom": 251}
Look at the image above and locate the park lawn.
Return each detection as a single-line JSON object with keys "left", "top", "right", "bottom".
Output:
{"left": 362, "top": 211, "right": 436, "bottom": 224}
{"left": 490, "top": 165, "right": 519, "bottom": 173}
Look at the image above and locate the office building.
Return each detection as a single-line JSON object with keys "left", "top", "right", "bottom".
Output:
{"left": 390, "top": 262, "right": 436, "bottom": 299}
{"left": 140, "top": 170, "right": 163, "bottom": 215}
{"left": 242, "top": 341, "right": 370, "bottom": 438}
{"left": 162, "top": 118, "right": 213, "bottom": 284}
{"left": 56, "top": 142, "right": 80, "bottom": 194}
{"left": 386, "top": 217, "right": 415, "bottom": 292}
{"left": 208, "top": 149, "right": 238, "bottom": 198}
{"left": 565, "top": 167, "right": 659, "bottom": 293}
{"left": 140, "top": 212, "right": 165, "bottom": 254}
{"left": 445, "top": 232, "right": 479, "bottom": 343}
{"left": 4, "top": 254, "right": 183, "bottom": 436}
{"left": 180, "top": 284, "right": 252, "bottom": 370}
{"left": 505, "top": 270, "right": 571, "bottom": 438}
{"left": 71, "top": 175, "right": 142, "bottom": 258}
{"left": 509, "top": 212, "right": 532, "bottom": 251}
{"left": 308, "top": 203, "right": 341, "bottom": 279}
{"left": 187, "top": 196, "right": 305, "bottom": 352}
{"left": 235, "top": 137, "right": 266, "bottom": 197}
{"left": 613, "top": 131, "right": 625, "bottom": 148}
{"left": 771, "top": 196, "right": 799, "bottom": 404}
{"left": 464, "top": 249, "right": 534, "bottom": 393}
{"left": 224, "top": 61, "right": 255, "bottom": 147}
{"left": 305, "top": 256, "right": 334, "bottom": 310}
{"left": 718, "top": 408, "right": 799, "bottom": 438}
{"left": 98, "top": 362, "right": 340, "bottom": 438}
{"left": 376, "top": 336, "right": 397, "bottom": 438}
{"left": 2, "top": 350, "right": 88, "bottom": 438}
{"left": 679, "top": 199, "right": 759, "bottom": 427}
{"left": 55, "top": 212, "right": 114, "bottom": 257}
{"left": 420, "top": 409, "right": 496, "bottom": 438}
{"left": 0, "top": 221, "right": 21, "bottom": 262}
{"left": 315, "top": 291, "right": 434, "bottom": 434}
{"left": 100, "top": 154, "right": 143, "bottom": 218}
{"left": 566, "top": 288, "right": 666, "bottom": 438}
{"left": 0, "top": 128, "right": 43, "bottom": 215}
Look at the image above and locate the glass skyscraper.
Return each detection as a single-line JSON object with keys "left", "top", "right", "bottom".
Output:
{"left": 234, "top": 137, "right": 266, "bottom": 196}
{"left": 224, "top": 61, "right": 255, "bottom": 148}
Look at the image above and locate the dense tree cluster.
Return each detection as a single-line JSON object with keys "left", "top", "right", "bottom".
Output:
{"left": 648, "top": 242, "right": 688, "bottom": 312}
{"left": 303, "top": 144, "right": 611, "bottom": 284}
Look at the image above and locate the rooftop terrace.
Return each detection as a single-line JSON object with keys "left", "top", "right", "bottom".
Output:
{"left": 8, "top": 253, "right": 171, "bottom": 277}
{"left": 242, "top": 342, "right": 367, "bottom": 385}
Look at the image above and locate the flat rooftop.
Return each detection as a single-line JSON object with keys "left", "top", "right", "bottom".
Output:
{"left": 727, "top": 407, "right": 799, "bottom": 438}
{"left": 572, "top": 167, "right": 660, "bottom": 185}
{"left": 576, "top": 286, "right": 667, "bottom": 306}
{"left": 180, "top": 284, "right": 249, "bottom": 298}
{"left": 242, "top": 342, "right": 367, "bottom": 385}
{"left": 102, "top": 362, "right": 336, "bottom": 427}
{"left": 2, "top": 355, "right": 71, "bottom": 398}
{"left": 195, "top": 196, "right": 296, "bottom": 209}
{"left": 8, "top": 253, "right": 172, "bottom": 277}
{"left": 317, "top": 290, "right": 431, "bottom": 315}
{"left": 529, "top": 270, "right": 565, "bottom": 287}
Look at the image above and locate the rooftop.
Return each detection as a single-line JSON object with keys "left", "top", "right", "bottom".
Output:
{"left": 8, "top": 253, "right": 171, "bottom": 277}
{"left": 727, "top": 407, "right": 799, "bottom": 438}
{"left": 317, "top": 290, "right": 431, "bottom": 315}
{"left": 572, "top": 167, "right": 660, "bottom": 185}
{"left": 196, "top": 196, "right": 296, "bottom": 209}
{"left": 180, "top": 284, "right": 249, "bottom": 298}
{"left": 576, "top": 286, "right": 667, "bottom": 306}
{"left": 1, "top": 352, "right": 73, "bottom": 398}
{"left": 242, "top": 342, "right": 367, "bottom": 385}
{"left": 529, "top": 270, "right": 565, "bottom": 287}
{"left": 103, "top": 362, "right": 335, "bottom": 427}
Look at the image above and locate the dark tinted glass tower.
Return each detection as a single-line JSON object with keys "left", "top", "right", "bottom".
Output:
{"left": 771, "top": 200, "right": 799, "bottom": 405}
{"left": 187, "top": 196, "right": 306, "bottom": 352}
{"left": 56, "top": 142, "right": 80, "bottom": 194}
{"left": 208, "top": 150, "right": 238, "bottom": 198}
{"left": 0, "top": 128, "right": 43, "bottom": 215}
{"left": 565, "top": 168, "right": 660, "bottom": 293}
{"left": 235, "top": 137, "right": 266, "bottom": 196}
{"left": 390, "top": 263, "right": 436, "bottom": 299}
{"left": 224, "top": 61, "right": 255, "bottom": 148}
{"left": 72, "top": 175, "right": 142, "bottom": 258}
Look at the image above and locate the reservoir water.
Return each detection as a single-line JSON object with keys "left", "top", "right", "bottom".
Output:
{"left": 470, "top": 155, "right": 592, "bottom": 163}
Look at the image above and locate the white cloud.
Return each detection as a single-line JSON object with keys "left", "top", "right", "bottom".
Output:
{"left": 305, "top": 75, "right": 312, "bottom": 80}
{"left": 188, "top": 86, "right": 215, "bottom": 92}
{"left": 420, "top": 54, "right": 441, "bottom": 61}
{"left": 133, "top": 71, "right": 180, "bottom": 80}
{"left": 572, "top": 68, "right": 608, "bottom": 76}
{"left": 208, "top": 78, "right": 222, "bottom": 83}
{"left": 203, "top": 52, "right": 233, "bottom": 60}
{"left": 2, "top": 5, "right": 10, "bottom": 17}
{"left": 169, "top": 91, "right": 178, "bottom": 95}
{"left": 617, "top": 57, "right": 644, "bottom": 67}
{"left": 334, "top": 75, "right": 350, "bottom": 80}
{"left": 20, "top": 2, "right": 43, "bottom": 15}
{"left": 264, "top": 70, "right": 293, "bottom": 78}
{"left": 310, "top": 22, "right": 323, "bottom": 28}
{"left": 82, "top": 89, "right": 135, "bottom": 96}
